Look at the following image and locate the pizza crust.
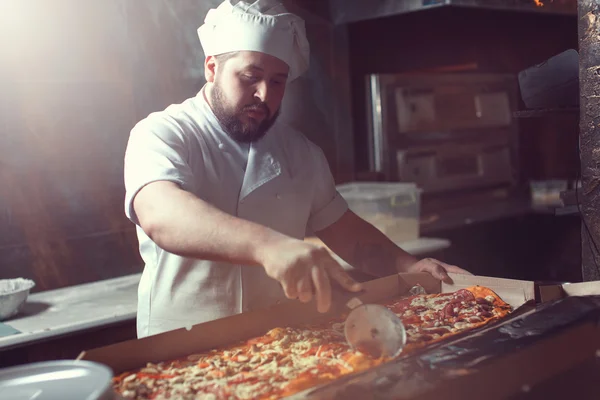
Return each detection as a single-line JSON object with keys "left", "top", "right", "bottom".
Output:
{"left": 113, "top": 286, "right": 513, "bottom": 399}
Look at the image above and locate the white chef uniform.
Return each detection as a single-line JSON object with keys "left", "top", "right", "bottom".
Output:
{"left": 124, "top": 88, "right": 347, "bottom": 337}
{"left": 124, "top": 0, "right": 346, "bottom": 337}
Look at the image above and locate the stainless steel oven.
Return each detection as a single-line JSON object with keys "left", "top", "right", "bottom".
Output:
{"left": 366, "top": 73, "right": 520, "bottom": 194}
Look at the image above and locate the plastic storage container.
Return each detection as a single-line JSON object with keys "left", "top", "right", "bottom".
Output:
{"left": 337, "top": 182, "right": 421, "bottom": 243}
{"left": 529, "top": 180, "right": 568, "bottom": 206}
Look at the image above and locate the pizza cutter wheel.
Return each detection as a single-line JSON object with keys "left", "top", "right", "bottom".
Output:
{"left": 332, "top": 287, "right": 407, "bottom": 359}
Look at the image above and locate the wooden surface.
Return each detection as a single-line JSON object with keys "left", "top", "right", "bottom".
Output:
{"left": 0, "top": 274, "right": 139, "bottom": 350}
{"left": 429, "top": 213, "right": 582, "bottom": 283}
{"left": 509, "top": 356, "right": 600, "bottom": 400}
{"left": 0, "top": 319, "right": 136, "bottom": 369}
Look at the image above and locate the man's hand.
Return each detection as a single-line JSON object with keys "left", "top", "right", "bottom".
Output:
{"left": 316, "top": 210, "right": 472, "bottom": 283}
{"left": 404, "top": 258, "right": 472, "bottom": 284}
{"left": 256, "top": 238, "right": 363, "bottom": 313}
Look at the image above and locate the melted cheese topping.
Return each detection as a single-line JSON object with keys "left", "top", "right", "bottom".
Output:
{"left": 115, "top": 289, "right": 511, "bottom": 400}
{"left": 410, "top": 296, "right": 447, "bottom": 311}
{"left": 115, "top": 326, "right": 368, "bottom": 400}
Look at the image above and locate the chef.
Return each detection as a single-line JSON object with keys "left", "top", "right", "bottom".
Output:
{"left": 124, "top": 0, "right": 469, "bottom": 338}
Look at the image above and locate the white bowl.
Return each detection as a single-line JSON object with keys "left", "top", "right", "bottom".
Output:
{"left": 0, "top": 278, "right": 36, "bottom": 321}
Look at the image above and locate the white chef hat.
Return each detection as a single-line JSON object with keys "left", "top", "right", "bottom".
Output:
{"left": 198, "top": 0, "right": 310, "bottom": 81}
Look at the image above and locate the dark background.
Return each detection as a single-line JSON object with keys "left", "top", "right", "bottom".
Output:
{"left": 0, "top": 1, "right": 581, "bottom": 291}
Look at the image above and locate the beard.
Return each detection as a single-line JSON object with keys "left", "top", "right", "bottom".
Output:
{"left": 211, "top": 82, "right": 280, "bottom": 143}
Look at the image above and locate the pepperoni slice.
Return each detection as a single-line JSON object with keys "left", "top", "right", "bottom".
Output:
{"left": 422, "top": 313, "right": 438, "bottom": 322}
{"left": 454, "top": 289, "right": 475, "bottom": 302}
{"left": 421, "top": 320, "right": 436, "bottom": 328}
{"left": 401, "top": 315, "right": 422, "bottom": 325}
{"left": 386, "top": 298, "right": 412, "bottom": 314}
{"left": 443, "top": 303, "right": 458, "bottom": 318}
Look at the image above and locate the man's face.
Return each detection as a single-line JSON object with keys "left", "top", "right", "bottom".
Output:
{"left": 208, "top": 51, "right": 289, "bottom": 143}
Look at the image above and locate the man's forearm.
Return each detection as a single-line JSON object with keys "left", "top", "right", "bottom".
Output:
{"left": 352, "top": 238, "right": 417, "bottom": 277}
{"left": 133, "top": 181, "right": 285, "bottom": 265}
{"left": 317, "top": 211, "right": 418, "bottom": 277}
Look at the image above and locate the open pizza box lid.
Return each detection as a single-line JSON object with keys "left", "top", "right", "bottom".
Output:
{"left": 538, "top": 280, "right": 600, "bottom": 303}
{"left": 79, "top": 273, "right": 534, "bottom": 376}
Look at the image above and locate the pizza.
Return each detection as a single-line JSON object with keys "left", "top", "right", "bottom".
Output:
{"left": 385, "top": 286, "right": 512, "bottom": 353}
{"left": 113, "top": 286, "right": 512, "bottom": 400}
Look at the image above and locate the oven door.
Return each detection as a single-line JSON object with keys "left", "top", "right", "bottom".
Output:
{"left": 396, "top": 141, "right": 514, "bottom": 193}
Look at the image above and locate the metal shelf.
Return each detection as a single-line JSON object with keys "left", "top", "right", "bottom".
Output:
{"left": 513, "top": 107, "right": 579, "bottom": 118}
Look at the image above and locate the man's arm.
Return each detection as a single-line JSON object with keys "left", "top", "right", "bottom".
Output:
{"left": 315, "top": 210, "right": 417, "bottom": 277}
{"left": 133, "top": 181, "right": 361, "bottom": 312}
{"left": 316, "top": 210, "right": 470, "bottom": 282}
{"left": 135, "top": 181, "right": 276, "bottom": 265}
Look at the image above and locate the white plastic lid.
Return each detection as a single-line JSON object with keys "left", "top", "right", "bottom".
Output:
{"left": 0, "top": 360, "right": 115, "bottom": 400}
{"left": 336, "top": 182, "right": 419, "bottom": 201}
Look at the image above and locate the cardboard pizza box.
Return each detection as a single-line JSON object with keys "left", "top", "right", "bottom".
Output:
{"left": 290, "top": 282, "right": 600, "bottom": 400}
{"left": 78, "top": 272, "right": 534, "bottom": 376}
{"left": 538, "top": 280, "right": 600, "bottom": 303}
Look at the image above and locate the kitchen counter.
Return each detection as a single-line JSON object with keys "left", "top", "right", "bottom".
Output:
{"left": 0, "top": 274, "right": 140, "bottom": 350}
{"left": 420, "top": 194, "right": 558, "bottom": 235}
{"left": 0, "top": 237, "right": 450, "bottom": 351}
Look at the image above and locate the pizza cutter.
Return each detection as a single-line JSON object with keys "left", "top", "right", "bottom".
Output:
{"left": 331, "top": 286, "right": 407, "bottom": 359}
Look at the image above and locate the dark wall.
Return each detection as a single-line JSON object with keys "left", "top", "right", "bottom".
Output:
{"left": 518, "top": 113, "right": 580, "bottom": 181}
{"left": 2, "top": 2, "right": 144, "bottom": 290}
{"left": 1, "top": 0, "right": 349, "bottom": 291}
{"left": 1, "top": 2, "right": 580, "bottom": 292}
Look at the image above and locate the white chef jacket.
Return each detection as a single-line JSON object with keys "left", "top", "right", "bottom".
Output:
{"left": 124, "top": 88, "right": 348, "bottom": 337}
